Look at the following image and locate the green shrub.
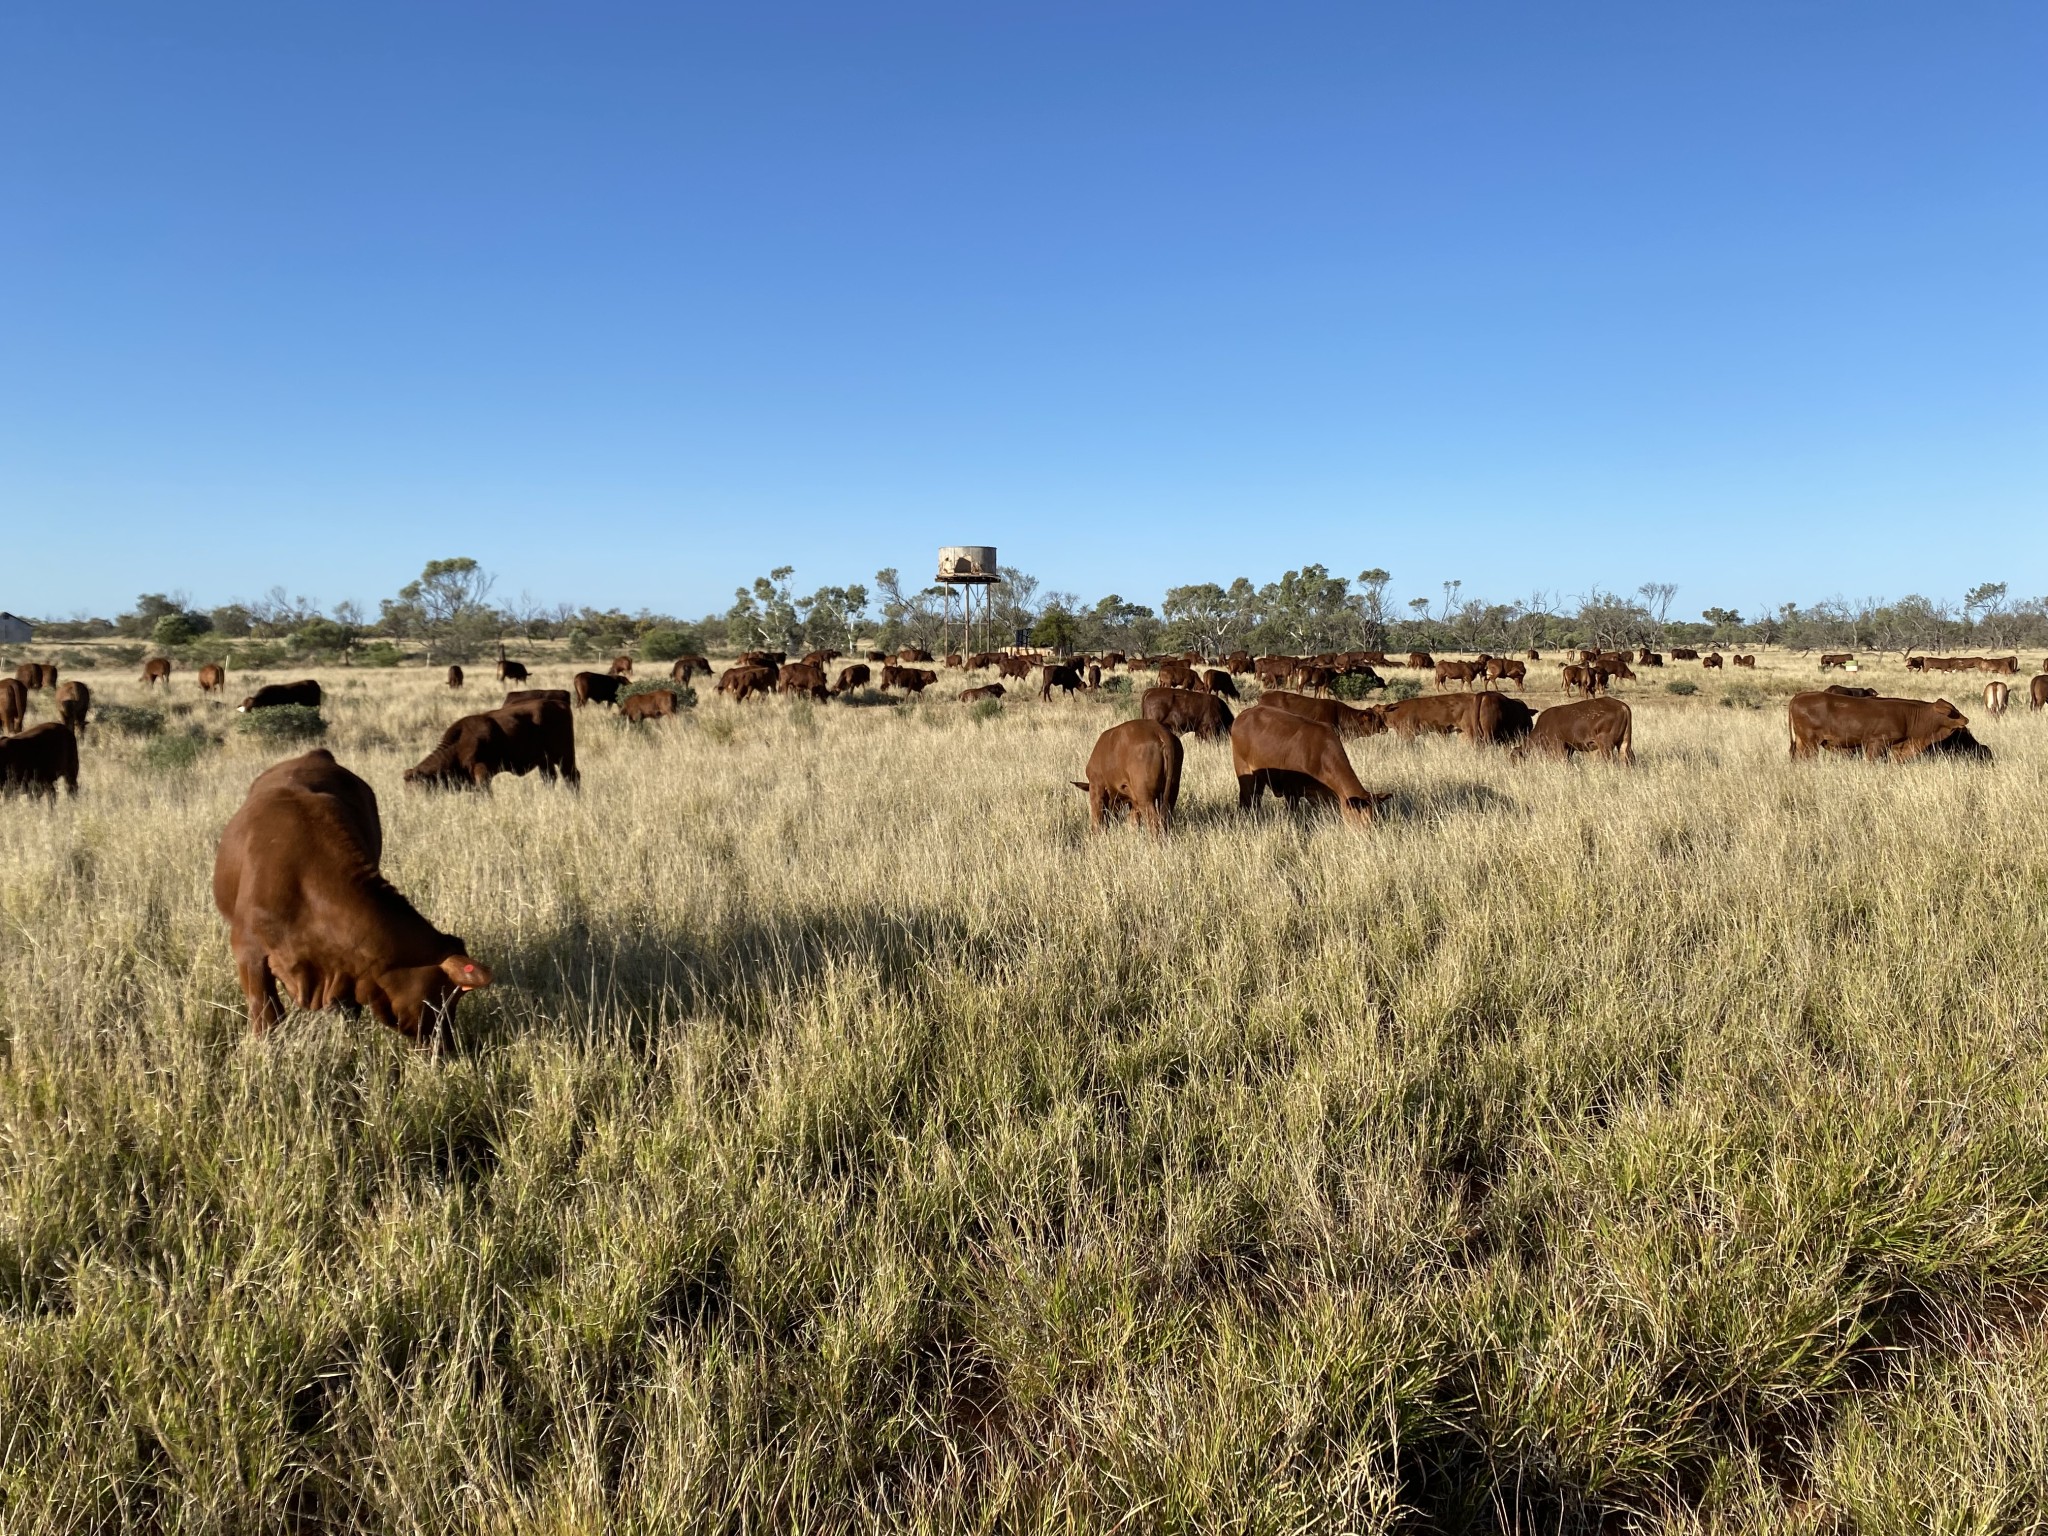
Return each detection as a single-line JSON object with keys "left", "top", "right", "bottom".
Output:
{"left": 1666, "top": 680, "right": 1699, "bottom": 696}
{"left": 234, "top": 704, "right": 327, "bottom": 743}
{"left": 639, "top": 628, "right": 706, "bottom": 663}
{"left": 355, "top": 642, "right": 406, "bottom": 668}
{"left": 1098, "top": 675, "right": 1133, "bottom": 695}
{"left": 141, "top": 728, "right": 216, "bottom": 774}
{"left": 565, "top": 628, "right": 596, "bottom": 660}
{"left": 1332, "top": 671, "right": 1387, "bottom": 701}
{"left": 972, "top": 698, "right": 1003, "bottom": 723}
{"left": 97, "top": 704, "right": 165, "bottom": 738}
{"left": 1386, "top": 677, "right": 1423, "bottom": 702}
{"left": 229, "top": 642, "right": 293, "bottom": 669}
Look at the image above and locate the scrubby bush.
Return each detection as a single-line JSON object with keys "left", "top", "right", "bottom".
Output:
{"left": 972, "top": 698, "right": 1003, "bottom": 722}
{"left": 233, "top": 704, "right": 327, "bottom": 743}
{"left": 1386, "top": 677, "right": 1424, "bottom": 702}
{"left": 1720, "top": 682, "right": 1767, "bottom": 710}
{"left": 141, "top": 728, "right": 217, "bottom": 774}
{"left": 355, "top": 642, "right": 406, "bottom": 668}
{"left": 639, "top": 628, "right": 706, "bottom": 663}
{"left": 96, "top": 704, "right": 165, "bottom": 737}
{"left": 1666, "top": 680, "right": 1699, "bottom": 696}
{"left": 1333, "top": 671, "right": 1387, "bottom": 701}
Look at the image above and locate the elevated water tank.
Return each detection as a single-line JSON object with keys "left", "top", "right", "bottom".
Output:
{"left": 937, "top": 546, "right": 1000, "bottom": 583}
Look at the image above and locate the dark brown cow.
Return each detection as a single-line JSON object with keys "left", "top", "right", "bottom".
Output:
{"left": 1525, "top": 648, "right": 1541, "bottom": 661}
{"left": 670, "top": 655, "right": 712, "bottom": 681}
{"left": 498, "top": 657, "right": 529, "bottom": 684}
{"left": 1384, "top": 694, "right": 1473, "bottom": 738}
{"left": 35, "top": 664, "right": 56, "bottom": 690}
{"left": 573, "top": 671, "right": 628, "bottom": 707}
{"left": 1483, "top": 657, "right": 1527, "bottom": 690}
{"left": 239, "top": 680, "right": 322, "bottom": 712}
{"left": 865, "top": 650, "right": 889, "bottom": 662}
{"left": 1636, "top": 651, "right": 1663, "bottom": 667}
{"left": 199, "top": 662, "right": 227, "bottom": 694}
{"left": 2031, "top": 675, "right": 2048, "bottom": 711}
{"left": 1141, "top": 686, "right": 1234, "bottom": 741}
{"left": 606, "top": 655, "right": 632, "bottom": 677}
{"left": 404, "top": 694, "right": 580, "bottom": 788}
{"left": 959, "top": 684, "right": 1005, "bottom": 703}
{"left": 737, "top": 651, "right": 787, "bottom": 668}
{"left": 879, "top": 665, "right": 937, "bottom": 694}
{"left": 1230, "top": 707, "right": 1388, "bottom": 825}
{"left": 621, "top": 689, "right": 679, "bottom": 722}
{"left": 446, "top": 665, "right": 464, "bottom": 688}
{"left": 1591, "top": 659, "right": 1637, "bottom": 689}
{"left": 1823, "top": 684, "right": 1878, "bottom": 697}
{"left": 996, "top": 655, "right": 1034, "bottom": 680}
{"left": 1787, "top": 692, "right": 1987, "bottom": 761}
{"left": 55, "top": 680, "right": 90, "bottom": 734}
{"left": 1733, "top": 655, "right": 1756, "bottom": 668}
{"left": 10, "top": 663, "right": 34, "bottom": 690}
{"left": 1072, "top": 719, "right": 1182, "bottom": 834}
{"left": 216, "top": 748, "right": 491, "bottom": 1038}
{"left": 0, "top": 678, "right": 25, "bottom": 734}
{"left": 717, "top": 664, "right": 778, "bottom": 701}
{"left": 1700, "top": 653, "right": 1723, "bottom": 671}
{"left": 832, "top": 663, "right": 873, "bottom": 694}
{"left": 1405, "top": 651, "right": 1435, "bottom": 670}
{"left": 1818, "top": 654, "right": 1852, "bottom": 670}
{"left": 0, "top": 722, "right": 79, "bottom": 798}
{"left": 1157, "top": 659, "right": 1199, "bottom": 690}
{"left": 1468, "top": 692, "right": 1536, "bottom": 747}
{"left": 899, "top": 647, "right": 934, "bottom": 663}
{"left": 1039, "top": 664, "right": 1084, "bottom": 701}
{"left": 1560, "top": 663, "right": 1593, "bottom": 696}
{"left": 777, "top": 662, "right": 830, "bottom": 700}
{"left": 1670, "top": 648, "right": 1699, "bottom": 660}
{"left": 1200, "top": 668, "right": 1240, "bottom": 699}
{"left": 1519, "top": 697, "right": 1633, "bottom": 762}
{"left": 1257, "top": 689, "right": 1385, "bottom": 739}
{"left": 141, "top": 657, "right": 172, "bottom": 687}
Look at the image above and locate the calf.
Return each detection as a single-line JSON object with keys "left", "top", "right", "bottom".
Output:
{"left": 0, "top": 678, "right": 23, "bottom": 735}
{"left": 1519, "top": 697, "right": 1633, "bottom": 762}
{"left": 1141, "top": 686, "right": 1234, "bottom": 741}
{"left": 141, "top": 657, "right": 172, "bottom": 687}
{"left": 0, "top": 722, "right": 79, "bottom": 797}
{"left": 832, "top": 663, "right": 873, "bottom": 694}
{"left": 446, "top": 665, "right": 464, "bottom": 688}
{"left": 1230, "top": 706, "right": 1388, "bottom": 825}
{"left": 1199, "top": 668, "right": 1240, "bottom": 700}
{"left": 621, "top": 688, "right": 679, "bottom": 722}
{"left": 199, "top": 662, "right": 227, "bottom": 694}
{"left": 497, "top": 657, "right": 529, "bottom": 683}
{"left": 56, "top": 680, "right": 90, "bottom": 734}
{"left": 1984, "top": 681, "right": 2010, "bottom": 717}
{"left": 239, "top": 680, "right": 323, "bottom": 712}
{"left": 215, "top": 749, "right": 491, "bottom": 1038}
{"left": 1072, "top": 719, "right": 1182, "bottom": 834}
{"left": 1560, "top": 664, "right": 1593, "bottom": 696}
{"left": 959, "top": 684, "right": 1005, "bottom": 703}
{"left": 573, "top": 671, "right": 629, "bottom": 707}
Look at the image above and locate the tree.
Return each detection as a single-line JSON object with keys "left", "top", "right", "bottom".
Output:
{"left": 387, "top": 558, "right": 496, "bottom": 660}
{"left": 1638, "top": 582, "right": 1678, "bottom": 636}
{"left": 1031, "top": 605, "right": 1080, "bottom": 652}
{"left": 1357, "top": 569, "right": 1392, "bottom": 648}
{"left": 1701, "top": 607, "right": 1742, "bottom": 640}
{"left": 151, "top": 612, "right": 206, "bottom": 648}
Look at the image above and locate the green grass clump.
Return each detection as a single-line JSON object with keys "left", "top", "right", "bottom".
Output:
{"left": 1332, "top": 670, "right": 1386, "bottom": 700}
{"left": 1386, "top": 677, "right": 1424, "bottom": 701}
{"left": 971, "top": 697, "right": 1003, "bottom": 722}
{"left": 95, "top": 703, "right": 165, "bottom": 737}
{"left": 1720, "top": 682, "right": 1767, "bottom": 709}
{"left": 1666, "top": 679, "right": 1699, "bottom": 696}
{"left": 233, "top": 703, "right": 327, "bottom": 742}
{"left": 140, "top": 728, "right": 217, "bottom": 773}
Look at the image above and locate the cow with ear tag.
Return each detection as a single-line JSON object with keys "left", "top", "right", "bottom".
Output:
{"left": 213, "top": 748, "right": 493, "bottom": 1041}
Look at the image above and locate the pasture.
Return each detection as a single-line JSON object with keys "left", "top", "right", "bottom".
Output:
{"left": 4, "top": 649, "right": 2047, "bottom": 1533}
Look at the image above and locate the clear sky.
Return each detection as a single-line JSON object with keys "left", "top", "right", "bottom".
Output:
{"left": 4, "top": 2, "right": 2043, "bottom": 623}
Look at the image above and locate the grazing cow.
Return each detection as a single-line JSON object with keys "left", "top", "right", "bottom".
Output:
{"left": 1982, "top": 657, "right": 2020, "bottom": 676}
{"left": 55, "top": 680, "right": 90, "bottom": 734}
{"left": 865, "top": 650, "right": 889, "bottom": 662}
{"left": 11, "top": 663, "right": 34, "bottom": 690}
{"left": 1905, "top": 656, "right": 1928, "bottom": 671}
{"left": 1483, "top": 658, "right": 1527, "bottom": 690}
{"left": 34, "top": 664, "right": 55, "bottom": 690}
{"left": 1590, "top": 659, "right": 1637, "bottom": 689}
{"left": 0, "top": 678, "right": 25, "bottom": 734}
{"left": 959, "top": 684, "right": 1005, "bottom": 703}
{"left": 1039, "top": 664, "right": 1085, "bottom": 701}
{"left": 1469, "top": 692, "right": 1536, "bottom": 748}
{"left": 1519, "top": 697, "right": 1633, "bottom": 763}
{"left": 1293, "top": 664, "right": 1337, "bottom": 695}
{"left": 573, "top": 671, "right": 629, "bottom": 707}
{"left": 996, "top": 655, "right": 1034, "bottom": 680}
{"left": 1984, "top": 681, "right": 2010, "bottom": 717}
{"left": 1157, "top": 659, "right": 1199, "bottom": 690}
{"left": 404, "top": 694, "right": 580, "bottom": 788}
{"left": 1141, "top": 686, "right": 1234, "bottom": 741}
{"left": 1636, "top": 651, "right": 1664, "bottom": 667}
{"left": 1201, "top": 669, "right": 1240, "bottom": 699}
{"left": 1405, "top": 652, "right": 1435, "bottom": 670}
{"left": 717, "top": 664, "right": 778, "bottom": 701}
{"left": 0, "top": 722, "right": 79, "bottom": 797}
{"left": 608, "top": 655, "right": 633, "bottom": 677}
{"left": 879, "top": 665, "right": 937, "bottom": 694}
{"left": 2031, "top": 675, "right": 2048, "bottom": 711}
{"left": 1819, "top": 654, "right": 1852, "bottom": 670}
{"left": 777, "top": 662, "right": 830, "bottom": 700}
{"left": 239, "top": 680, "right": 322, "bottom": 712}
{"left": 620, "top": 689, "right": 679, "bottom": 722}
{"left": 670, "top": 655, "right": 712, "bottom": 681}
{"left": 1823, "top": 684, "right": 1878, "bottom": 698}
{"left": 803, "top": 649, "right": 842, "bottom": 667}
{"left": 1382, "top": 694, "right": 1474, "bottom": 739}
{"left": 216, "top": 749, "right": 491, "bottom": 1039}
{"left": 1733, "top": 655, "right": 1756, "bottom": 668}
{"left": 1226, "top": 653, "right": 1255, "bottom": 675}
{"left": 1525, "top": 648, "right": 1541, "bottom": 661}
{"left": 198, "top": 662, "right": 227, "bottom": 694}
{"left": 1072, "top": 718, "right": 1182, "bottom": 834}
{"left": 1255, "top": 656, "right": 1297, "bottom": 687}
{"left": 1257, "top": 689, "right": 1385, "bottom": 739}
{"left": 832, "top": 663, "right": 873, "bottom": 694}
{"left": 1085, "top": 663, "right": 1103, "bottom": 690}
{"left": 446, "top": 665, "right": 464, "bottom": 688}
{"left": 1560, "top": 664, "right": 1593, "bottom": 696}
{"left": 1700, "top": 653, "right": 1723, "bottom": 671}
{"left": 1670, "top": 648, "right": 1700, "bottom": 660}
{"left": 1787, "top": 692, "right": 1988, "bottom": 761}
{"left": 737, "top": 651, "right": 787, "bottom": 668}
{"left": 498, "top": 657, "right": 529, "bottom": 684}
{"left": 899, "top": 647, "right": 934, "bottom": 664}
{"left": 1230, "top": 706, "right": 1388, "bottom": 825}
{"left": 502, "top": 688, "right": 571, "bottom": 706}
{"left": 141, "top": 657, "right": 172, "bottom": 687}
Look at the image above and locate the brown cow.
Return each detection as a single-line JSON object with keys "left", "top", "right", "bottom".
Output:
{"left": 1072, "top": 719, "right": 1182, "bottom": 835}
{"left": 1201, "top": 668, "right": 1240, "bottom": 699}
{"left": 620, "top": 689, "right": 679, "bottom": 722}
{"left": 239, "top": 680, "right": 322, "bottom": 712}
{"left": 2031, "top": 675, "right": 2048, "bottom": 711}
{"left": 670, "top": 655, "right": 712, "bottom": 681}
{"left": 1983, "top": 681, "right": 2010, "bottom": 717}
{"left": 1669, "top": 648, "right": 1699, "bottom": 660}
{"left": 405, "top": 694, "right": 580, "bottom": 788}
{"left": 878, "top": 664, "right": 937, "bottom": 694}
{"left": 498, "top": 657, "right": 530, "bottom": 684}
{"left": 1405, "top": 652, "right": 1435, "bottom": 670}
{"left": 10, "top": 663, "right": 34, "bottom": 690}
{"left": 1787, "top": 692, "right": 1987, "bottom": 761}
{"left": 34, "top": 663, "right": 55, "bottom": 690}
{"left": 996, "top": 655, "right": 1034, "bottom": 680}
{"left": 1818, "top": 654, "right": 1852, "bottom": 670}
{"left": 216, "top": 749, "right": 490, "bottom": 1038}
{"left": 738, "top": 651, "right": 787, "bottom": 668}
{"left": 1559, "top": 664, "right": 1593, "bottom": 696}
{"left": 1700, "top": 653, "right": 1723, "bottom": 671}
{"left": 777, "top": 662, "right": 830, "bottom": 700}
{"left": 199, "top": 662, "right": 227, "bottom": 694}
{"left": 1141, "top": 686, "right": 1234, "bottom": 741}
{"left": 0, "top": 678, "right": 23, "bottom": 735}
{"left": 1590, "top": 659, "right": 1637, "bottom": 689}
{"left": 1434, "top": 659, "right": 1484, "bottom": 690}
{"left": 1157, "top": 659, "right": 1199, "bottom": 690}
{"left": 1039, "top": 664, "right": 1084, "bottom": 701}
{"left": 899, "top": 647, "right": 934, "bottom": 663}
{"left": 573, "top": 671, "right": 629, "bottom": 707}
{"left": 1733, "top": 655, "right": 1756, "bottom": 668}
{"left": 959, "top": 684, "right": 1005, "bottom": 703}
{"left": 717, "top": 664, "right": 778, "bottom": 701}
{"left": 1519, "top": 697, "right": 1633, "bottom": 762}
{"left": 141, "top": 657, "right": 172, "bottom": 687}
{"left": 446, "top": 665, "right": 464, "bottom": 688}
{"left": 1636, "top": 651, "right": 1664, "bottom": 667}
{"left": 0, "top": 722, "right": 79, "bottom": 798}
{"left": 1483, "top": 658, "right": 1527, "bottom": 690}
{"left": 1384, "top": 694, "right": 1473, "bottom": 738}
{"left": 1469, "top": 692, "right": 1536, "bottom": 748}
{"left": 1258, "top": 689, "right": 1385, "bottom": 739}
{"left": 1230, "top": 706, "right": 1388, "bottom": 825}
{"left": 832, "top": 663, "right": 873, "bottom": 694}
{"left": 1525, "top": 648, "right": 1541, "bottom": 661}
{"left": 608, "top": 655, "right": 633, "bottom": 677}
{"left": 56, "top": 680, "right": 90, "bottom": 734}
{"left": 1823, "top": 684, "right": 1878, "bottom": 698}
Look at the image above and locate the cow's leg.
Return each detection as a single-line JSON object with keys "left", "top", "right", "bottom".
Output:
{"left": 1236, "top": 773, "right": 1258, "bottom": 812}
{"left": 234, "top": 943, "right": 285, "bottom": 1035}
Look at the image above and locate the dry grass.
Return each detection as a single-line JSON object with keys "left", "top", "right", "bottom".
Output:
{"left": 3, "top": 650, "right": 2047, "bottom": 1533}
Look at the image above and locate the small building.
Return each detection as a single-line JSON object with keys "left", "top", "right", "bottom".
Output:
{"left": 0, "top": 613, "right": 33, "bottom": 645}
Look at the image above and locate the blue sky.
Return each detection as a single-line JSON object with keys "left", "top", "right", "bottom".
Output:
{"left": 4, "top": 2, "right": 2043, "bottom": 623}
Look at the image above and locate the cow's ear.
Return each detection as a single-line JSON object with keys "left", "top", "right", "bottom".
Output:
{"left": 442, "top": 955, "right": 493, "bottom": 990}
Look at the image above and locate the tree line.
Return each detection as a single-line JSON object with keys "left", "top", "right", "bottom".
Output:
{"left": 24, "top": 560, "right": 2048, "bottom": 664}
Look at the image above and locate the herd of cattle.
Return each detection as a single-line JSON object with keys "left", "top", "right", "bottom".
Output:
{"left": 2, "top": 646, "right": 2045, "bottom": 1042}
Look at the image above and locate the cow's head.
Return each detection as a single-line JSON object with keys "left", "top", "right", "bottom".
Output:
{"left": 1341, "top": 791, "right": 1395, "bottom": 826}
